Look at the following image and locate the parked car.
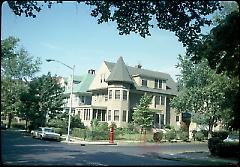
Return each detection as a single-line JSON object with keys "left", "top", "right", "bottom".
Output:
{"left": 31, "top": 127, "right": 60, "bottom": 141}
{"left": 223, "top": 134, "right": 239, "bottom": 143}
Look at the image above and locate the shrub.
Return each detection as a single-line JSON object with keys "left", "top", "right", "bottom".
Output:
{"left": 208, "top": 137, "right": 222, "bottom": 155}
{"left": 153, "top": 131, "right": 163, "bottom": 142}
{"left": 164, "top": 125, "right": 172, "bottom": 129}
{"left": 11, "top": 122, "right": 25, "bottom": 129}
{"left": 178, "top": 131, "right": 189, "bottom": 141}
{"left": 212, "top": 131, "right": 229, "bottom": 140}
{"left": 47, "top": 119, "right": 67, "bottom": 129}
{"left": 165, "top": 130, "right": 176, "bottom": 141}
{"left": 91, "top": 119, "right": 99, "bottom": 129}
{"left": 110, "top": 122, "right": 117, "bottom": 129}
{"left": 200, "top": 129, "right": 208, "bottom": 139}
{"left": 72, "top": 128, "right": 88, "bottom": 140}
{"left": 71, "top": 115, "right": 85, "bottom": 129}
{"left": 126, "top": 122, "right": 138, "bottom": 134}
{"left": 192, "top": 130, "right": 197, "bottom": 141}
{"left": 54, "top": 128, "right": 66, "bottom": 136}
{"left": 195, "top": 131, "right": 204, "bottom": 141}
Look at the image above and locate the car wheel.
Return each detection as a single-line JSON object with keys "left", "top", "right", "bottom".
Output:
{"left": 40, "top": 135, "right": 43, "bottom": 140}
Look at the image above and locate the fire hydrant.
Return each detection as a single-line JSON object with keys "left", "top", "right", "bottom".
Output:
{"left": 109, "top": 126, "right": 114, "bottom": 143}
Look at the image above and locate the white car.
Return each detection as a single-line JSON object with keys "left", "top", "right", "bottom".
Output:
{"left": 31, "top": 127, "right": 60, "bottom": 141}
{"left": 223, "top": 134, "right": 239, "bottom": 143}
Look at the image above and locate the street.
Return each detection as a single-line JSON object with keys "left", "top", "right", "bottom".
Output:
{"left": 1, "top": 129, "right": 208, "bottom": 166}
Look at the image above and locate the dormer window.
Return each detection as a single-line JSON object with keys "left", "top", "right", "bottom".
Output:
{"left": 155, "top": 79, "right": 164, "bottom": 89}
{"left": 142, "top": 79, "right": 147, "bottom": 87}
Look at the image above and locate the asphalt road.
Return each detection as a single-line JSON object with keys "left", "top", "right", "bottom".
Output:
{"left": 1, "top": 129, "right": 208, "bottom": 166}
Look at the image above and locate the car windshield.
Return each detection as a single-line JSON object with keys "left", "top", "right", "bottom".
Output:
{"left": 44, "top": 128, "right": 54, "bottom": 133}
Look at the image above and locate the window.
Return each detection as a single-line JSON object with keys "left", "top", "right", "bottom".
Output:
{"left": 109, "top": 90, "right": 112, "bottom": 99}
{"left": 81, "top": 96, "right": 85, "bottom": 103}
{"left": 97, "top": 111, "right": 101, "bottom": 120}
{"left": 93, "top": 110, "right": 97, "bottom": 119}
{"left": 176, "top": 115, "right": 179, "bottom": 122}
{"left": 155, "top": 79, "right": 164, "bottom": 89}
{"left": 123, "top": 90, "right": 127, "bottom": 100}
{"left": 142, "top": 79, "right": 147, "bottom": 87}
{"left": 160, "top": 114, "right": 164, "bottom": 128}
{"left": 83, "top": 109, "right": 86, "bottom": 120}
{"left": 161, "top": 95, "right": 165, "bottom": 105}
{"left": 100, "top": 74, "right": 103, "bottom": 83}
{"left": 122, "top": 110, "right": 127, "bottom": 122}
{"left": 102, "top": 111, "right": 106, "bottom": 121}
{"left": 154, "top": 79, "right": 158, "bottom": 88}
{"left": 114, "top": 110, "right": 119, "bottom": 121}
{"left": 158, "top": 80, "right": 162, "bottom": 89}
{"left": 105, "top": 94, "right": 108, "bottom": 101}
{"left": 155, "top": 96, "right": 160, "bottom": 105}
{"left": 115, "top": 90, "right": 120, "bottom": 99}
{"left": 108, "top": 110, "right": 111, "bottom": 121}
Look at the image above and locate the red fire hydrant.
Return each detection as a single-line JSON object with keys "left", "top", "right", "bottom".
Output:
{"left": 109, "top": 126, "right": 114, "bottom": 143}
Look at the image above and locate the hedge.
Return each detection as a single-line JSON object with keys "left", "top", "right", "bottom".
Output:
{"left": 11, "top": 123, "right": 25, "bottom": 129}
{"left": 216, "top": 142, "right": 239, "bottom": 158}
{"left": 208, "top": 137, "right": 222, "bottom": 155}
{"left": 72, "top": 128, "right": 113, "bottom": 140}
{"left": 212, "top": 131, "right": 229, "bottom": 140}
{"left": 208, "top": 137, "right": 239, "bottom": 158}
{"left": 195, "top": 131, "right": 204, "bottom": 141}
{"left": 165, "top": 130, "right": 176, "bottom": 141}
{"left": 178, "top": 131, "right": 189, "bottom": 141}
{"left": 153, "top": 131, "right": 164, "bottom": 142}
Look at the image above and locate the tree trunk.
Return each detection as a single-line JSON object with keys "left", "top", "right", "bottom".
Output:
{"left": 25, "top": 118, "right": 28, "bottom": 131}
{"left": 7, "top": 113, "right": 13, "bottom": 128}
{"left": 208, "top": 118, "right": 214, "bottom": 139}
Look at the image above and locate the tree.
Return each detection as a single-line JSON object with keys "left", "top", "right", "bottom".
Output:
{"left": 133, "top": 93, "right": 154, "bottom": 131}
{"left": 171, "top": 55, "right": 237, "bottom": 137}
{"left": 19, "top": 72, "right": 65, "bottom": 129}
{"left": 71, "top": 115, "right": 85, "bottom": 129}
{"left": 212, "top": 1, "right": 239, "bottom": 25}
{"left": 1, "top": 36, "right": 41, "bottom": 128}
{"left": 190, "top": 3, "right": 239, "bottom": 130}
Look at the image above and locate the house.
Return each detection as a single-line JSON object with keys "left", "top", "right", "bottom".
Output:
{"left": 75, "top": 57, "right": 181, "bottom": 129}
{"left": 59, "top": 70, "right": 95, "bottom": 115}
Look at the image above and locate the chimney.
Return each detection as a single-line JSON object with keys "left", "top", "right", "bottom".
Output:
{"left": 135, "top": 64, "right": 142, "bottom": 69}
{"left": 88, "top": 69, "right": 95, "bottom": 75}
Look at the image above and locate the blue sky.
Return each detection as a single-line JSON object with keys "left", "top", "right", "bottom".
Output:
{"left": 2, "top": 1, "right": 211, "bottom": 81}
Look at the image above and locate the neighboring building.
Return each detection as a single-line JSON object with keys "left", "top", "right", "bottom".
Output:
{"left": 76, "top": 57, "right": 181, "bottom": 128}
{"left": 60, "top": 70, "right": 95, "bottom": 116}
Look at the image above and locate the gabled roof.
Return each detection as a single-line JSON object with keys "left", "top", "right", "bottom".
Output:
{"left": 64, "top": 74, "right": 95, "bottom": 94}
{"left": 105, "top": 56, "right": 133, "bottom": 84}
{"left": 104, "top": 59, "right": 177, "bottom": 95}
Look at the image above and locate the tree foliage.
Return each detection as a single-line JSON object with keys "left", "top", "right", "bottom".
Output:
{"left": 133, "top": 93, "right": 154, "bottom": 130}
{"left": 1, "top": 36, "right": 41, "bottom": 128}
{"left": 191, "top": 11, "right": 239, "bottom": 78}
{"left": 19, "top": 72, "right": 65, "bottom": 128}
{"left": 1, "top": 36, "right": 41, "bottom": 80}
{"left": 212, "top": 1, "right": 239, "bottom": 25}
{"left": 171, "top": 55, "right": 238, "bottom": 136}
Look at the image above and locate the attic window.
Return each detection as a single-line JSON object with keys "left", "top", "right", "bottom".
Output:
{"left": 142, "top": 79, "right": 147, "bottom": 87}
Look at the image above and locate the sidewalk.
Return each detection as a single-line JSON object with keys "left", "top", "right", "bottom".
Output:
{"left": 60, "top": 135, "right": 117, "bottom": 145}
{"left": 155, "top": 152, "right": 239, "bottom": 166}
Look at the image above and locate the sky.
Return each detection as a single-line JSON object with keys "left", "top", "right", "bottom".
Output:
{"left": 1, "top": 1, "right": 209, "bottom": 81}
